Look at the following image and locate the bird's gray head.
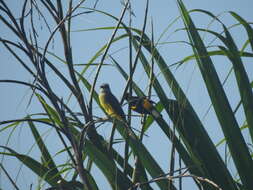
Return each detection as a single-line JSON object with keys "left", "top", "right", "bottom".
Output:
{"left": 100, "top": 83, "right": 111, "bottom": 93}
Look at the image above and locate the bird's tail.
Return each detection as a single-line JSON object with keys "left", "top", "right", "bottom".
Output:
{"left": 151, "top": 108, "right": 162, "bottom": 119}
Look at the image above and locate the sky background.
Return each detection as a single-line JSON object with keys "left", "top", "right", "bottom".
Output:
{"left": 1, "top": 0, "right": 253, "bottom": 189}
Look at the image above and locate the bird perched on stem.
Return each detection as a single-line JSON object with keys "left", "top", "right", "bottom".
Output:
{"left": 99, "top": 83, "right": 126, "bottom": 121}
{"left": 124, "top": 93, "right": 162, "bottom": 119}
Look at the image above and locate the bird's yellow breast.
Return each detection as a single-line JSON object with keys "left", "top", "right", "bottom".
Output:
{"left": 99, "top": 93, "right": 121, "bottom": 119}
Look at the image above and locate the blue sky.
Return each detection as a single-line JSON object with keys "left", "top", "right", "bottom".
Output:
{"left": 1, "top": 0, "right": 253, "bottom": 189}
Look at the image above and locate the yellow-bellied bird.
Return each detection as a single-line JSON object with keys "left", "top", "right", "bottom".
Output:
{"left": 99, "top": 83, "right": 126, "bottom": 121}
{"left": 125, "top": 93, "right": 162, "bottom": 119}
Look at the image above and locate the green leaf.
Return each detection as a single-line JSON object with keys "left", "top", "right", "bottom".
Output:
{"left": 221, "top": 25, "right": 253, "bottom": 142}
{"left": 75, "top": 72, "right": 100, "bottom": 106}
{"left": 0, "top": 146, "right": 60, "bottom": 186}
{"left": 84, "top": 140, "right": 132, "bottom": 189}
{"left": 0, "top": 121, "right": 20, "bottom": 133}
{"left": 131, "top": 34, "right": 231, "bottom": 189}
{"left": 229, "top": 11, "right": 253, "bottom": 51}
{"left": 110, "top": 56, "right": 145, "bottom": 97}
{"left": 216, "top": 124, "right": 249, "bottom": 147}
{"left": 27, "top": 118, "right": 62, "bottom": 182}
{"left": 177, "top": 2, "right": 253, "bottom": 189}
{"left": 177, "top": 50, "right": 253, "bottom": 67}
{"left": 36, "top": 94, "right": 62, "bottom": 127}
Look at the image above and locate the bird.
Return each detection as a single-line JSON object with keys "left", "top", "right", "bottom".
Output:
{"left": 99, "top": 83, "right": 126, "bottom": 121}
{"left": 124, "top": 93, "right": 162, "bottom": 119}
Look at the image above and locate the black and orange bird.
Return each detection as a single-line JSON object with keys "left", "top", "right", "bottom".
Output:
{"left": 124, "top": 93, "right": 162, "bottom": 119}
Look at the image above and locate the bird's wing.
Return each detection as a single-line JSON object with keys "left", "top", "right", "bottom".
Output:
{"left": 105, "top": 93, "right": 125, "bottom": 120}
